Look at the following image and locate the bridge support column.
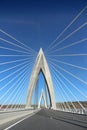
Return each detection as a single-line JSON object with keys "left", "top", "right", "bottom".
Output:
{"left": 26, "top": 48, "right": 56, "bottom": 109}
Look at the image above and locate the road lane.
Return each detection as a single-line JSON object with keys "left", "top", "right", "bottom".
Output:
{"left": 4, "top": 109, "right": 87, "bottom": 130}
{"left": 0, "top": 109, "right": 39, "bottom": 130}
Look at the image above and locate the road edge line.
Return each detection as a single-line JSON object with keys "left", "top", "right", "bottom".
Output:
{"left": 4, "top": 110, "right": 40, "bottom": 130}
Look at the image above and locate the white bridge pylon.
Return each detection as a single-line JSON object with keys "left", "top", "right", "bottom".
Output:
{"left": 38, "top": 89, "right": 47, "bottom": 108}
{"left": 26, "top": 48, "right": 56, "bottom": 109}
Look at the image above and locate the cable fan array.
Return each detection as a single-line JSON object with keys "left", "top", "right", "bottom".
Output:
{"left": 0, "top": 29, "right": 37, "bottom": 111}
{"left": 45, "top": 6, "right": 87, "bottom": 114}
{"left": 0, "top": 6, "right": 87, "bottom": 115}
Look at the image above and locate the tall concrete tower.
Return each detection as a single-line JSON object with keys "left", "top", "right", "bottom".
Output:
{"left": 26, "top": 48, "right": 56, "bottom": 109}
{"left": 38, "top": 89, "right": 47, "bottom": 108}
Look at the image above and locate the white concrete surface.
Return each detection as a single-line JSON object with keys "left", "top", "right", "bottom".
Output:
{"left": 0, "top": 109, "right": 38, "bottom": 125}
{"left": 26, "top": 48, "right": 56, "bottom": 109}
{"left": 38, "top": 89, "right": 47, "bottom": 108}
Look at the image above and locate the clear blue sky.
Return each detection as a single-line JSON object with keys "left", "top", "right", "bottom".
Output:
{"left": 0, "top": 0, "right": 87, "bottom": 51}
{"left": 0, "top": 0, "right": 87, "bottom": 106}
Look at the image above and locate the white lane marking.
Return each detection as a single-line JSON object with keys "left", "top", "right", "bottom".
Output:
{"left": 4, "top": 111, "right": 39, "bottom": 130}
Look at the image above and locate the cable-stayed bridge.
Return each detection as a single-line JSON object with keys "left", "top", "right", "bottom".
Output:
{"left": 0, "top": 6, "right": 87, "bottom": 130}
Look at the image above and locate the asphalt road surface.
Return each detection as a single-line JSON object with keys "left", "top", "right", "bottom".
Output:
{"left": 2, "top": 109, "right": 87, "bottom": 130}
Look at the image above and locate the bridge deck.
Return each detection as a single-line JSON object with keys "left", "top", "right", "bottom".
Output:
{"left": 1, "top": 109, "right": 87, "bottom": 130}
